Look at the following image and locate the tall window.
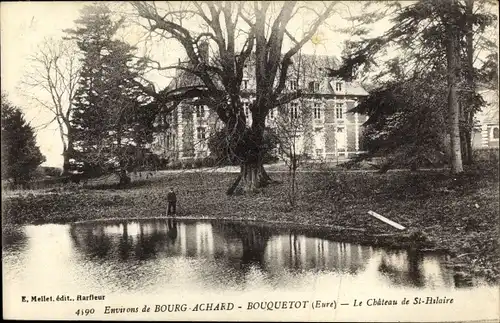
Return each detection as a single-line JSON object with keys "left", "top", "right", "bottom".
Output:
{"left": 289, "top": 80, "right": 298, "bottom": 90}
{"left": 166, "top": 133, "right": 176, "bottom": 149}
{"left": 242, "top": 79, "right": 249, "bottom": 90}
{"left": 197, "top": 127, "right": 206, "bottom": 140}
{"left": 335, "top": 82, "right": 342, "bottom": 92}
{"left": 243, "top": 102, "right": 250, "bottom": 117}
{"left": 336, "top": 103, "right": 344, "bottom": 119}
{"left": 195, "top": 105, "right": 205, "bottom": 118}
{"left": 290, "top": 102, "right": 299, "bottom": 119}
{"left": 314, "top": 102, "right": 321, "bottom": 119}
{"left": 492, "top": 126, "right": 499, "bottom": 140}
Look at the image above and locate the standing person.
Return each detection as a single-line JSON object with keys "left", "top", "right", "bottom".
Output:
{"left": 166, "top": 187, "right": 177, "bottom": 216}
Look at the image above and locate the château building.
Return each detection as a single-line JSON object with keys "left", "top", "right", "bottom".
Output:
{"left": 151, "top": 52, "right": 369, "bottom": 162}
{"left": 472, "top": 88, "right": 499, "bottom": 149}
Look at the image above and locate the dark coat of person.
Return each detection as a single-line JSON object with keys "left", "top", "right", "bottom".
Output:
{"left": 167, "top": 191, "right": 177, "bottom": 202}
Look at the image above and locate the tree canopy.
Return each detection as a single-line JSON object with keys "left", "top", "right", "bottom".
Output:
{"left": 66, "top": 4, "right": 158, "bottom": 182}
{"left": 132, "top": 1, "right": 337, "bottom": 192}
{"left": 1, "top": 93, "right": 46, "bottom": 185}
{"left": 331, "top": 0, "right": 497, "bottom": 173}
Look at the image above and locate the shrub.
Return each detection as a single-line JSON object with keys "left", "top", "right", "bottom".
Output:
{"left": 40, "top": 166, "right": 62, "bottom": 177}
{"left": 202, "top": 156, "right": 217, "bottom": 168}
{"left": 193, "top": 158, "right": 204, "bottom": 168}
{"left": 473, "top": 148, "right": 499, "bottom": 163}
{"left": 182, "top": 159, "right": 194, "bottom": 169}
{"left": 170, "top": 161, "right": 182, "bottom": 170}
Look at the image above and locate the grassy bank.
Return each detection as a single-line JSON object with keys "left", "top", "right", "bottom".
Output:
{"left": 2, "top": 163, "right": 499, "bottom": 283}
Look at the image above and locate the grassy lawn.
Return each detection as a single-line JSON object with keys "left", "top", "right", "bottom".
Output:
{"left": 2, "top": 162, "right": 499, "bottom": 283}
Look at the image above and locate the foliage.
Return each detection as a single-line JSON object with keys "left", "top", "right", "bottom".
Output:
{"left": 23, "top": 38, "right": 81, "bottom": 175}
{"left": 1, "top": 94, "right": 46, "bottom": 185}
{"left": 207, "top": 126, "right": 279, "bottom": 166}
{"left": 478, "top": 51, "right": 498, "bottom": 91}
{"left": 132, "top": 1, "right": 336, "bottom": 191}
{"left": 270, "top": 101, "right": 314, "bottom": 205}
{"left": 38, "top": 166, "right": 63, "bottom": 177}
{"left": 330, "top": 0, "right": 497, "bottom": 172}
{"left": 331, "top": 0, "right": 495, "bottom": 80}
{"left": 351, "top": 70, "right": 449, "bottom": 170}
{"left": 66, "top": 4, "right": 157, "bottom": 181}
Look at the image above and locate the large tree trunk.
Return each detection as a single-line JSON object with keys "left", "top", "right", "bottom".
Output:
{"left": 61, "top": 130, "right": 75, "bottom": 176}
{"left": 227, "top": 161, "right": 270, "bottom": 195}
{"left": 225, "top": 112, "right": 273, "bottom": 195}
{"left": 445, "top": 10, "right": 464, "bottom": 174}
{"left": 465, "top": 126, "right": 473, "bottom": 164}
{"left": 289, "top": 166, "right": 297, "bottom": 206}
{"left": 62, "top": 149, "right": 71, "bottom": 176}
{"left": 461, "top": 124, "right": 473, "bottom": 165}
{"left": 463, "top": 0, "right": 476, "bottom": 165}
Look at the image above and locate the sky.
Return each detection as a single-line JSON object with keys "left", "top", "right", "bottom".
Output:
{"left": 2, "top": 1, "right": 495, "bottom": 168}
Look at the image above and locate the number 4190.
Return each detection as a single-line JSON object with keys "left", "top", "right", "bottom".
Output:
{"left": 75, "top": 308, "right": 95, "bottom": 316}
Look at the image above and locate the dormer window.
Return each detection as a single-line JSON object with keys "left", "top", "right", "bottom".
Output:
{"left": 335, "top": 82, "right": 343, "bottom": 92}
{"left": 308, "top": 81, "right": 320, "bottom": 93}
{"left": 289, "top": 80, "right": 298, "bottom": 90}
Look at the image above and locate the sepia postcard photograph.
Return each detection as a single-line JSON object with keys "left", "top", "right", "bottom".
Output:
{"left": 1, "top": 1, "right": 499, "bottom": 321}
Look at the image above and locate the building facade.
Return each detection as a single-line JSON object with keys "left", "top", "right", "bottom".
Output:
{"left": 151, "top": 54, "right": 369, "bottom": 162}
{"left": 472, "top": 88, "right": 499, "bottom": 149}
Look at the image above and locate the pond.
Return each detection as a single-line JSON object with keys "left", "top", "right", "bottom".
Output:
{"left": 3, "top": 218, "right": 498, "bottom": 321}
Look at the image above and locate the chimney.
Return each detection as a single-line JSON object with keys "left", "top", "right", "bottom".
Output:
{"left": 198, "top": 41, "right": 209, "bottom": 63}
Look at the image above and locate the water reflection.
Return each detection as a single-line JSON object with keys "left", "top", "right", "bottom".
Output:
{"left": 3, "top": 220, "right": 498, "bottom": 322}
{"left": 67, "top": 219, "right": 455, "bottom": 288}
{"left": 379, "top": 249, "right": 427, "bottom": 287}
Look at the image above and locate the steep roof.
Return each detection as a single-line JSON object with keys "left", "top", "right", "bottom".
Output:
{"left": 165, "top": 53, "right": 368, "bottom": 97}
{"left": 332, "top": 81, "right": 369, "bottom": 96}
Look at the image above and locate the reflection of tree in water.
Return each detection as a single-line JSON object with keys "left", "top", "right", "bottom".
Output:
{"left": 69, "top": 219, "right": 374, "bottom": 279}
{"left": 213, "top": 223, "right": 372, "bottom": 276}
{"left": 265, "top": 231, "right": 372, "bottom": 275}
{"left": 213, "top": 222, "right": 271, "bottom": 272}
{"left": 118, "top": 222, "right": 133, "bottom": 260}
{"left": 70, "top": 224, "right": 113, "bottom": 259}
{"left": 134, "top": 220, "right": 174, "bottom": 260}
{"left": 378, "top": 249, "right": 426, "bottom": 287}
{"left": 289, "top": 232, "right": 302, "bottom": 270}
{"left": 69, "top": 219, "right": 179, "bottom": 261}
